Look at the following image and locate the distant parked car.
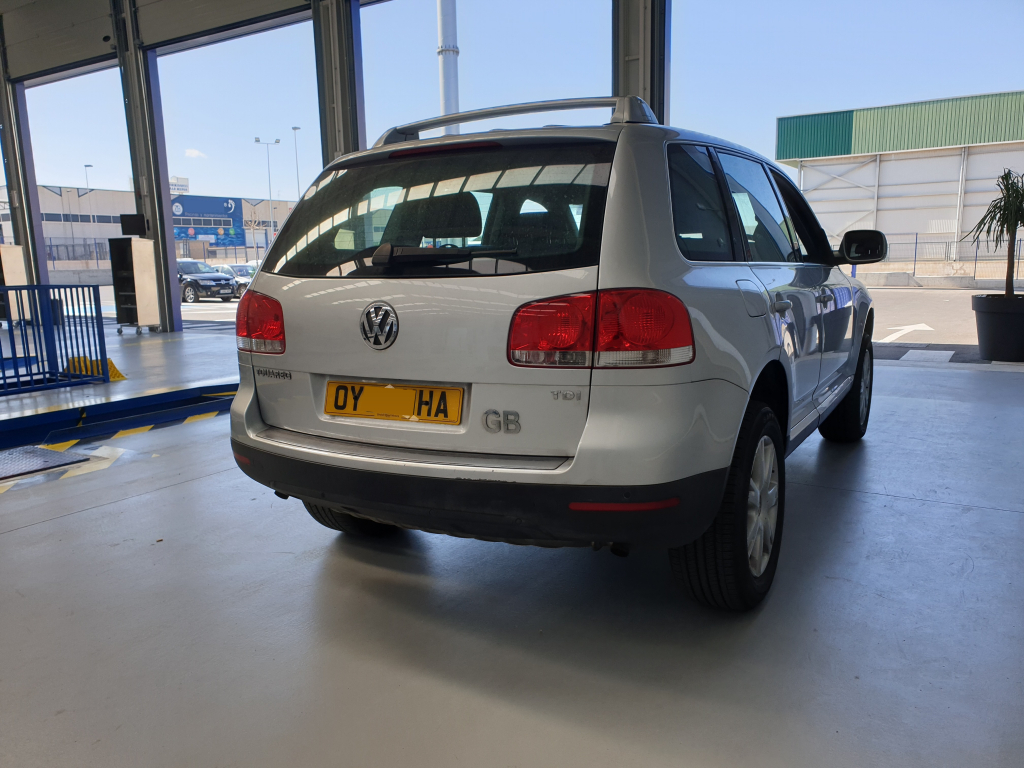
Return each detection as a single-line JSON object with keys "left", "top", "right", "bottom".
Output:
{"left": 177, "top": 259, "right": 236, "bottom": 303}
{"left": 215, "top": 263, "right": 255, "bottom": 297}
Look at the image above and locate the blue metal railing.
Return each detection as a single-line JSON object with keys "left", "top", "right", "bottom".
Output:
{"left": 0, "top": 285, "right": 109, "bottom": 395}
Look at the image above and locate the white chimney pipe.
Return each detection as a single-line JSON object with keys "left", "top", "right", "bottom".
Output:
{"left": 437, "top": 0, "right": 460, "bottom": 135}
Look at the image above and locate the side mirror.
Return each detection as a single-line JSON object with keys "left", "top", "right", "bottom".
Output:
{"left": 838, "top": 230, "right": 887, "bottom": 264}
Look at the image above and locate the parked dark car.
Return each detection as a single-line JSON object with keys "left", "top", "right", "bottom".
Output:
{"left": 178, "top": 259, "right": 236, "bottom": 303}
{"left": 215, "top": 263, "right": 255, "bottom": 297}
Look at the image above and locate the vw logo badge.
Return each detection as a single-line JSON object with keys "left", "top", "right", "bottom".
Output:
{"left": 360, "top": 302, "right": 399, "bottom": 350}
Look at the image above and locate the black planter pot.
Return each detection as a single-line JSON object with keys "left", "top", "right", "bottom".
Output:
{"left": 973, "top": 294, "right": 1024, "bottom": 362}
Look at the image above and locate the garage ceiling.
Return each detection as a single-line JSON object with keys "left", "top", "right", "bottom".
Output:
{"left": 0, "top": 0, "right": 365, "bottom": 82}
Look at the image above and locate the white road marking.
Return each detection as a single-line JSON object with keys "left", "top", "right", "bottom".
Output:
{"left": 878, "top": 324, "right": 934, "bottom": 343}
{"left": 60, "top": 446, "right": 125, "bottom": 479}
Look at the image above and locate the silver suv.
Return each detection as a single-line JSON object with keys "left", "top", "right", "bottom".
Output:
{"left": 230, "top": 97, "right": 886, "bottom": 610}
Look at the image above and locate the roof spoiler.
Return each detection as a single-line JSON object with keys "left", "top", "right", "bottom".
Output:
{"left": 373, "top": 96, "right": 658, "bottom": 148}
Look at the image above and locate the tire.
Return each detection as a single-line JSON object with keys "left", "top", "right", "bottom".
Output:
{"left": 818, "top": 341, "right": 873, "bottom": 443}
{"left": 303, "top": 501, "right": 400, "bottom": 537}
{"left": 670, "top": 402, "right": 785, "bottom": 611}
{"left": 220, "top": 297, "right": 232, "bottom": 302}
{"left": 182, "top": 284, "right": 199, "bottom": 303}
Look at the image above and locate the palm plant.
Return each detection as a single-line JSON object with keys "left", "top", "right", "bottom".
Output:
{"left": 967, "top": 168, "right": 1024, "bottom": 298}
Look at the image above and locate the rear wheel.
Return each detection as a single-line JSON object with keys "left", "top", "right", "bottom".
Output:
{"left": 669, "top": 401, "right": 785, "bottom": 611}
{"left": 303, "top": 501, "right": 400, "bottom": 537}
{"left": 818, "top": 340, "right": 872, "bottom": 442}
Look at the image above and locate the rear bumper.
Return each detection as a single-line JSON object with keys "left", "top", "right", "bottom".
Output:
{"left": 231, "top": 438, "right": 726, "bottom": 547}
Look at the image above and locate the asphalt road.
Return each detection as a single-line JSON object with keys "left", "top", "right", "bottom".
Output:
{"left": 868, "top": 288, "right": 979, "bottom": 346}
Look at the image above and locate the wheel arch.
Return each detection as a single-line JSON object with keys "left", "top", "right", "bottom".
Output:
{"left": 749, "top": 360, "right": 790, "bottom": 449}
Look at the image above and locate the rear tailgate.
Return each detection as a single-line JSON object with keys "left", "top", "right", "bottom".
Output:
{"left": 250, "top": 269, "right": 596, "bottom": 456}
{"left": 247, "top": 139, "right": 616, "bottom": 458}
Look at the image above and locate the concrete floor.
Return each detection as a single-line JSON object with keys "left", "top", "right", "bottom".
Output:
{"left": 1, "top": 361, "right": 1022, "bottom": 767}
{"left": 0, "top": 322, "right": 237, "bottom": 421}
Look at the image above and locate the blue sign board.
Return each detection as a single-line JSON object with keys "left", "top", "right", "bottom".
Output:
{"left": 171, "top": 195, "right": 244, "bottom": 246}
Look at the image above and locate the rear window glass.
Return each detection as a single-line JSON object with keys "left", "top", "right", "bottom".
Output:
{"left": 666, "top": 144, "right": 734, "bottom": 262}
{"left": 261, "top": 142, "right": 615, "bottom": 278}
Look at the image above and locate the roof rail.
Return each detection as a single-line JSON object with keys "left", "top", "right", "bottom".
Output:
{"left": 372, "top": 96, "right": 658, "bottom": 147}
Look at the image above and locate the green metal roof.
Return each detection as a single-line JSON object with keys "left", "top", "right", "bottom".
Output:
{"left": 776, "top": 91, "right": 1024, "bottom": 164}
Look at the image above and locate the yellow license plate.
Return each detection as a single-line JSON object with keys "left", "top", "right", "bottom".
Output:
{"left": 323, "top": 381, "right": 463, "bottom": 424}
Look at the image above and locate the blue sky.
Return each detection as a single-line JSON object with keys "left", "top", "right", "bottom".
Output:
{"left": 19, "top": 0, "right": 1024, "bottom": 200}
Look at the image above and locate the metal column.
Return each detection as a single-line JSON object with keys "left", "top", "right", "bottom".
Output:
{"left": 437, "top": 0, "right": 459, "bottom": 135}
{"left": 110, "top": 0, "right": 181, "bottom": 332}
{"left": 612, "top": 0, "right": 671, "bottom": 124}
{"left": 0, "top": 18, "right": 48, "bottom": 285}
{"left": 953, "top": 145, "right": 969, "bottom": 260}
{"left": 312, "top": 0, "right": 367, "bottom": 165}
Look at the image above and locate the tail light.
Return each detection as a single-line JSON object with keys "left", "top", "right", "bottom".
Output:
{"left": 508, "top": 289, "right": 693, "bottom": 369}
{"left": 595, "top": 289, "right": 694, "bottom": 367}
{"left": 508, "top": 293, "right": 595, "bottom": 367}
{"left": 236, "top": 291, "right": 286, "bottom": 354}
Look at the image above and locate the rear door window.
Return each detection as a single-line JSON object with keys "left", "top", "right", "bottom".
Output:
{"left": 261, "top": 142, "right": 615, "bottom": 278}
{"left": 666, "top": 144, "right": 734, "bottom": 261}
{"left": 717, "top": 152, "right": 801, "bottom": 263}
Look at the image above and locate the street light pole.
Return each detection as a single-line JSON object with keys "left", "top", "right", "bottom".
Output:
{"left": 255, "top": 137, "right": 281, "bottom": 249}
{"left": 292, "top": 126, "right": 301, "bottom": 201}
{"left": 84, "top": 164, "right": 95, "bottom": 265}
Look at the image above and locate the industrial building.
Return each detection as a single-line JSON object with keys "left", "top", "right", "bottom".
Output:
{"left": 0, "top": 185, "right": 293, "bottom": 282}
{"left": 777, "top": 91, "right": 1024, "bottom": 281}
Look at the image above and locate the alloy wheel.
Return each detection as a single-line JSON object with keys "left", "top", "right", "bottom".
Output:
{"left": 746, "top": 435, "right": 779, "bottom": 577}
{"left": 859, "top": 347, "right": 872, "bottom": 426}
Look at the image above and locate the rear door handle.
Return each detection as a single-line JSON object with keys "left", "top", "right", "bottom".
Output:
{"left": 816, "top": 293, "right": 834, "bottom": 305}
{"left": 773, "top": 296, "right": 792, "bottom": 313}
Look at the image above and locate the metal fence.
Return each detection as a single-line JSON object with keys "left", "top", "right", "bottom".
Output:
{"left": 0, "top": 285, "right": 109, "bottom": 395}
{"left": 834, "top": 233, "right": 1024, "bottom": 280}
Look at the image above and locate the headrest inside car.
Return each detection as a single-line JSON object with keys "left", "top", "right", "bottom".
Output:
{"left": 382, "top": 192, "right": 482, "bottom": 244}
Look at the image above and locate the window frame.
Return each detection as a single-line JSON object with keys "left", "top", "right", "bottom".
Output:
{"left": 714, "top": 148, "right": 812, "bottom": 266}
{"left": 766, "top": 166, "right": 836, "bottom": 267}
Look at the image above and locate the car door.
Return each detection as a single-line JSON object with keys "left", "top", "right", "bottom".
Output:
{"left": 768, "top": 169, "right": 855, "bottom": 404}
{"left": 665, "top": 143, "right": 772, "bottom": 391}
{"left": 715, "top": 151, "right": 823, "bottom": 438}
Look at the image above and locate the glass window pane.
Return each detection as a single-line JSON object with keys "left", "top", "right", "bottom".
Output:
{"left": 666, "top": 145, "right": 733, "bottom": 262}
{"left": 262, "top": 142, "right": 615, "bottom": 279}
{"left": 718, "top": 153, "right": 799, "bottom": 263}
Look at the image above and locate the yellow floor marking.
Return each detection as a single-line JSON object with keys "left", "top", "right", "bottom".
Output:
{"left": 60, "top": 446, "right": 125, "bottom": 479}
{"left": 41, "top": 440, "right": 80, "bottom": 452}
{"left": 0, "top": 480, "right": 15, "bottom": 494}
{"left": 112, "top": 425, "right": 154, "bottom": 439}
{"left": 183, "top": 412, "right": 218, "bottom": 424}
{"left": 203, "top": 391, "right": 237, "bottom": 397}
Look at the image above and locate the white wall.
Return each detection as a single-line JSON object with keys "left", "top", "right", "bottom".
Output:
{"left": 797, "top": 141, "right": 1024, "bottom": 245}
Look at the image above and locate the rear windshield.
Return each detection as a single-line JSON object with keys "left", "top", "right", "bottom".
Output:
{"left": 261, "top": 142, "right": 615, "bottom": 278}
